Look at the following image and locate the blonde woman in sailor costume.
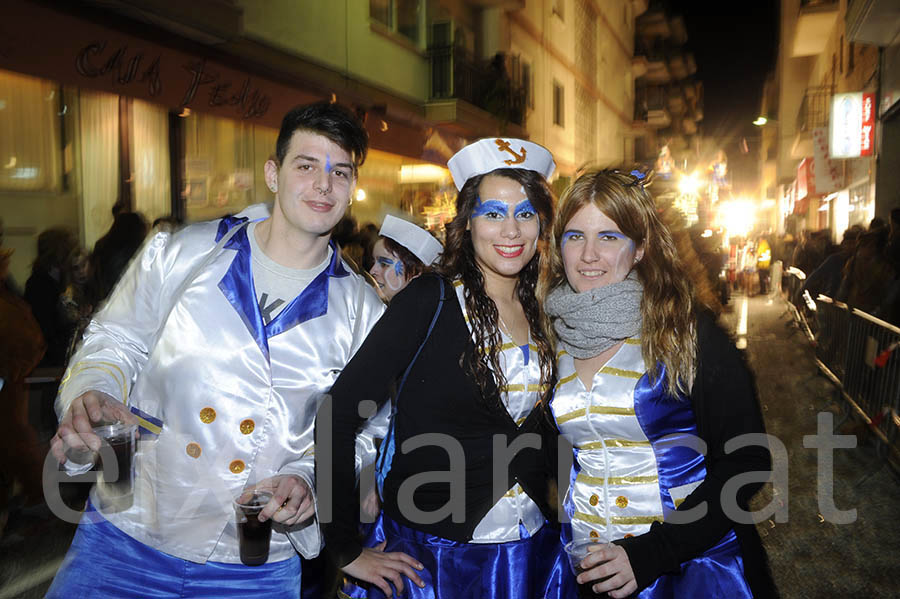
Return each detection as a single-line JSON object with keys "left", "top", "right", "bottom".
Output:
{"left": 320, "top": 138, "right": 559, "bottom": 598}
{"left": 540, "top": 170, "right": 776, "bottom": 598}
{"left": 47, "top": 103, "right": 389, "bottom": 598}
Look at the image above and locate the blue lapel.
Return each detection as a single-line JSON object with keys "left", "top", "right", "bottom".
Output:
{"left": 216, "top": 216, "right": 350, "bottom": 360}
{"left": 265, "top": 239, "right": 350, "bottom": 338}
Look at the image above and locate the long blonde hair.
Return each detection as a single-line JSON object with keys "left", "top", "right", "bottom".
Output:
{"left": 539, "top": 169, "right": 699, "bottom": 396}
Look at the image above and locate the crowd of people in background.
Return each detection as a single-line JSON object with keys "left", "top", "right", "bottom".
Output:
{"left": 682, "top": 209, "right": 900, "bottom": 329}
{"left": 0, "top": 206, "right": 174, "bottom": 534}
{"left": 781, "top": 210, "right": 900, "bottom": 326}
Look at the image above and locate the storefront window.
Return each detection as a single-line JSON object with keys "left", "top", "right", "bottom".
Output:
{"left": 352, "top": 149, "right": 452, "bottom": 237}
{"left": 0, "top": 69, "right": 62, "bottom": 192}
{"left": 132, "top": 99, "right": 171, "bottom": 225}
{"left": 183, "top": 111, "right": 277, "bottom": 222}
{"left": 78, "top": 89, "right": 120, "bottom": 246}
{"left": 848, "top": 181, "right": 873, "bottom": 228}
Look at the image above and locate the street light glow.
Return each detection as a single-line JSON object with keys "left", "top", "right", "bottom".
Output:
{"left": 678, "top": 172, "right": 701, "bottom": 195}
{"left": 720, "top": 200, "right": 755, "bottom": 238}
{"left": 753, "top": 116, "right": 768, "bottom": 126}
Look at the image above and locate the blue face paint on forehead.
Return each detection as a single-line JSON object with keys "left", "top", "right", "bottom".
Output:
{"left": 325, "top": 153, "right": 332, "bottom": 174}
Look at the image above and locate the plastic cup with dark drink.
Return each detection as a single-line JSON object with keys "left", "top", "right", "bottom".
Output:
{"left": 234, "top": 490, "right": 274, "bottom": 566}
{"left": 93, "top": 422, "right": 138, "bottom": 497}
{"left": 564, "top": 536, "right": 612, "bottom": 598}
{"left": 61, "top": 422, "right": 137, "bottom": 495}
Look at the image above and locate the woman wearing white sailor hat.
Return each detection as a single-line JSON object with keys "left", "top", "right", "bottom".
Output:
{"left": 323, "top": 137, "right": 561, "bottom": 598}
{"left": 369, "top": 215, "right": 442, "bottom": 302}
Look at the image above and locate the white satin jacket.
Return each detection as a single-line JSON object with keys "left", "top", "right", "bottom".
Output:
{"left": 551, "top": 340, "right": 666, "bottom": 543}
{"left": 57, "top": 203, "right": 388, "bottom": 564}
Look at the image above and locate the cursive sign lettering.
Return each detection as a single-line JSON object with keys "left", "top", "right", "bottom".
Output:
{"left": 182, "top": 60, "right": 270, "bottom": 119}
{"left": 76, "top": 41, "right": 162, "bottom": 97}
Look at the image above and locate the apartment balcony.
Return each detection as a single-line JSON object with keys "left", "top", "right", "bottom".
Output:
{"left": 632, "top": 0, "right": 650, "bottom": 17}
{"left": 636, "top": 9, "right": 671, "bottom": 39}
{"left": 792, "top": 0, "right": 839, "bottom": 57}
{"left": 644, "top": 56, "right": 672, "bottom": 84}
{"left": 846, "top": 0, "right": 900, "bottom": 46}
{"left": 792, "top": 85, "right": 833, "bottom": 159}
{"left": 668, "top": 86, "right": 686, "bottom": 115}
{"left": 634, "top": 86, "right": 671, "bottom": 129}
{"left": 633, "top": 55, "right": 649, "bottom": 79}
{"left": 635, "top": 38, "right": 674, "bottom": 84}
{"left": 427, "top": 45, "right": 527, "bottom": 137}
{"left": 668, "top": 54, "right": 688, "bottom": 80}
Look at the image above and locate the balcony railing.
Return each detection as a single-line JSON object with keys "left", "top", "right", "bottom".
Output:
{"left": 796, "top": 86, "right": 834, "bottom": 133}
{"left": 429, "top": 46, "right": 527, "bottom": 127}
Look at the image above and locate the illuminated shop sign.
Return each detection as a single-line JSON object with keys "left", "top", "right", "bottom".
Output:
{"left": 829, "top": 92, "right": 875, "bottom": 159}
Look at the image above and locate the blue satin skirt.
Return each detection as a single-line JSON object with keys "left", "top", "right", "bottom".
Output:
{"left": 543, "top": 524, "right": 753, "bottom": 599}
{"left": 341, "top": 514, "right": 561, "bottom": 599}
{"left": 46, "top": 504, "right": 302, "bottom": 599}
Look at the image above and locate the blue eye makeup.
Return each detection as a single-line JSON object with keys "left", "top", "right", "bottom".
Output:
{"left": 513, "top": 199, "right": 536, "bottom": 221}
{"left": 472, "top": 197, "right": 511, "bottom": 219}
{"left": 598, "top": 231, "right": 628, "bottom": 241}
{"left": 561, "top": 231, "right": 582, "bottom": 248}
{"left": 376, "top": 256, "right": 395, "bottom": 267}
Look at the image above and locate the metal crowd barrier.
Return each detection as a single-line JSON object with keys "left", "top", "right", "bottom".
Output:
{"left": 794, "top": 293, "right": 900, "bottom": 468}
{"left": 842, "top": 309, "right": 900, "bottom": 455}
{"left": 781, "top": 267, "right": 816, "bottom": 342}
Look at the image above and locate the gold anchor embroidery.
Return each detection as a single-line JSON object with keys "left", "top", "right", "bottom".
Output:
{"left": 494, "top": 139, "right": 527, "bottom": 165}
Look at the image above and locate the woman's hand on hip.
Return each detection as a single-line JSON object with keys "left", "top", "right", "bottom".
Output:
{"left": 342, "top": 541, "right": 426, "bottom": 597}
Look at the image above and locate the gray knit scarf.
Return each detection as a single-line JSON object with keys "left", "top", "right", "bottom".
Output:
{"left": 545, "top": 272, "right": 643, "bottom": 359}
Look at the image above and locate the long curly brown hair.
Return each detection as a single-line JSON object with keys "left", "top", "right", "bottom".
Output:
{"left": 436, "top": 168, "right": 557, "bottom": 412}
{"left": 538, "top": 169, "right": 700, "bottom": 396}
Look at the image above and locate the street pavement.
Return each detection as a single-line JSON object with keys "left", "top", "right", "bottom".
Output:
{"left": 721, "top": 291, "right": 900, "bottom": 598}
{"left": 1, "top": 291, "right": 899, "bottom": 598}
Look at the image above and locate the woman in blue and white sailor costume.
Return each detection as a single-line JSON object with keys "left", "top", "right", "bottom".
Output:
{"left": 539, "top": 169, "right": 777, "bottom": 598}
{"left": 321, "top": 138, "right": 561, "bottom": 599}
{"left": 338, "top": 215, "right": 442, "bottom": 598}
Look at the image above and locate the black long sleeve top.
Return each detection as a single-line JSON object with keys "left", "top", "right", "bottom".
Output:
{"left": 319, "top": 274, "right": 554, "bottom": 568}
{"left": 612, "top": 312, "right": 778, "bottom": 597}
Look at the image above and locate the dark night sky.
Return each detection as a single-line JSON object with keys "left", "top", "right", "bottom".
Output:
{"left": 667, "top": 0, "right": 780, "bottom": 191}
{"left": 670, "top": 0, "right": 780, "bottom": 137}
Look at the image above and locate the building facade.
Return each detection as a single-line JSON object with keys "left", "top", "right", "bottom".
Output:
{"left": 771, "top": 0, "right": 899, "bottom": 241}
{"left": 1, "top": 0, "right": 651, "bottom": 283}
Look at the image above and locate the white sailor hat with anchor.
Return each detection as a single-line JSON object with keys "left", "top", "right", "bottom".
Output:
{"left": 447, "top": 138, "right": 556, "bottom": 191}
